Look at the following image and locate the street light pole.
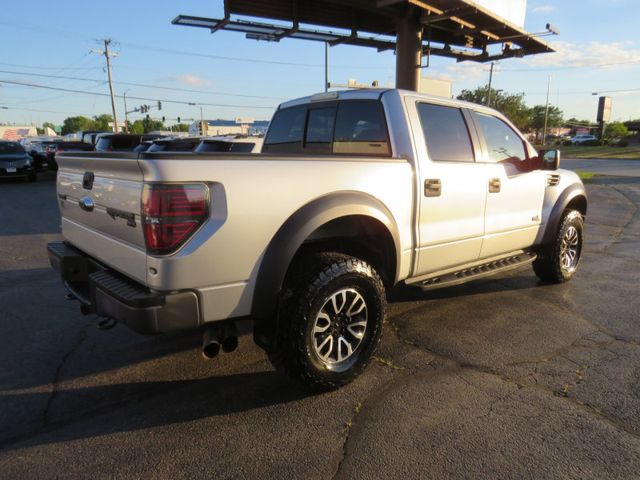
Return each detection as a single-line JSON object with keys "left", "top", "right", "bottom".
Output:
{"left": 324, "top": 42, "right": 329, "bottom": 92}
{"left": 543, "top": 75, "right": 552, "bottom": 145}
{"left": 200, "top": 106, "right": 205, "bottom": 136}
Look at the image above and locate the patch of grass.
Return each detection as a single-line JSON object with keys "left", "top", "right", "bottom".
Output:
{"left": 575, "top": 170, "right": 595, "bottom": 183}
{"left": 372, "top": 355, "right": 405, "bottom": 370}
{"left": 557, "top": 145, "right": 640, "bottom": 160}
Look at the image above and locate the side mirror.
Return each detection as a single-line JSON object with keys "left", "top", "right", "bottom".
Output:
{"left": 536, "top": 148, "right": 561, "bottom": 171}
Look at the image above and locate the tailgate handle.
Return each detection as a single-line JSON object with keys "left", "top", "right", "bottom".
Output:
{"left": 83, "top": 172, "right": 95, "bottom": 190}
{"left": 79, "top": 196, "right": 95, "bottom": 212}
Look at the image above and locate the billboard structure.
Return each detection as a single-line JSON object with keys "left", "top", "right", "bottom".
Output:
{"left": 473, "top": 0, "right": 527, "bottom": 28}
{"left": 174, "top": 0, "right": 555, "bottom": 91}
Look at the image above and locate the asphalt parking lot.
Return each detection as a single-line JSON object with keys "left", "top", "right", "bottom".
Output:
{"left": 1, "top": 167, "right": 639, "bottom": 479}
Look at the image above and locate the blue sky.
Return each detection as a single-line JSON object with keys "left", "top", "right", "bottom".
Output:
{"left": 0, "top": 0, "right": 639, "bottom": 126}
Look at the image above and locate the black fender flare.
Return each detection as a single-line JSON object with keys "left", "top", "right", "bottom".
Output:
{"left": 540, "top": 183, "right": 587, "bottom": 248}
{"left": 251, "top": 191, "right": 401, "bottom": 323}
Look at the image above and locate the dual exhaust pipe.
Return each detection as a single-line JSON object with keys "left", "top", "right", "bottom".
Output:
{"left": 202, "top": 322, "right": 239, "bottom": 359}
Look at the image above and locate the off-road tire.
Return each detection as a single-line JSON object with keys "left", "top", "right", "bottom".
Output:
{"left": 269, "top": 252, "right": 386, "bottom": 391}
{"left": 533, "top": 209, "right": 584, "bottom": 283}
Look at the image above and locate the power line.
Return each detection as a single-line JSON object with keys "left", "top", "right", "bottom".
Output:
{"left": 0, "top": 79, "right": 277, "bottom": 109}
{"left": 118, "top": 40, "right": 392, "bottom": 70}
{"left": 0, "top": 69, "right": 287, "bottom": 100}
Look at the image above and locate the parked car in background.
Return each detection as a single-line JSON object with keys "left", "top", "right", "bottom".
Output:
{"left": 21, "top": 136, "right": 60, "bottom": 170}
{"left": 570, "top": 134, "right": 598, "bottom": 145}
{"left": 95, "top": 134, "right": 165, "bottom": 152}
{"left": 80, "top": 130, "right": 110, "bottom": 146}
{"left": 47, "top": 141, "right": 94, "bottom": 170}
{"left": 194, "top": 135, "right": 264, "bottom": 153}
{"left": 146, "top": 137, "right": 203, "bottom": 152}
{"left": 0, "top": 141, "right": 37, "bottom": 182}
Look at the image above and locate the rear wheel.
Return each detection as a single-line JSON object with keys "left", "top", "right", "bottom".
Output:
{"left": 269, "top": 252, "right": 386, "bottom": 391}
{"left": 27, "top": 171, "right": 37, "bottom": 182}
{"left": 533, "top": 209, "right": 584, "bottom": 283}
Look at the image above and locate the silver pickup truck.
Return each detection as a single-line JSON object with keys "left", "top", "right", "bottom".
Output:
{"left": 48, "top": 89, "right": 587, "bottom": 390}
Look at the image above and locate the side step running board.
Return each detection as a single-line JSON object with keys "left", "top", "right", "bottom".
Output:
{"left": 413, "top": 252, "right": 537, "bottom": 291}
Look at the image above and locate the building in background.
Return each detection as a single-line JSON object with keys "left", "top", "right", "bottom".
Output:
{"left": 189, "top": 119, "right": 270, "bottom": 136}
{"left": 0, "top": 125, "right": 37, "bottom": 140}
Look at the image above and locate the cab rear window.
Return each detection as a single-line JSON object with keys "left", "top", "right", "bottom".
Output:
{"left": 263, "top": 100, "right": 390, "bottom": 156}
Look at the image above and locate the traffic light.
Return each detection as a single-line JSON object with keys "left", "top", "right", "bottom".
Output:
{"left": 177, "top": 117, "right": 181, "bottom": 123}
{"left": 162, "top": 116, "right": 166, "bottom": 122}
{"left": 157, "top": 101, "right": 162, "bottom": 110}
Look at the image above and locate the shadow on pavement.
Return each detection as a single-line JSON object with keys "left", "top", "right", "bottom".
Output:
{"left": 388, "top": 274, "right": 543, "bottom": 304}
{"left": 0, "top": 369, "right": 308, "bottom": 451}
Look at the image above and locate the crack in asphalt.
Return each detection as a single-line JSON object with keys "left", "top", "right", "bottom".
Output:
{"left": 604, "top": 185, "right": 639, "bottom": 250}
{"left": 385, "top": 301, "right": 640, "bottom": 444}
{"left": 42, "top": 325, "right": 89, "bottom": 426}
{"left": 0, "top": 324, "right": 89, "bottom": 451}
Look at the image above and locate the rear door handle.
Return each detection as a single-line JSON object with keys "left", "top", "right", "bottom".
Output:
{"left": 424, "top": 179, "right": 441, "bottom": 197}
{"left": 489, "top": 178, "right": 501, "bottom": 193}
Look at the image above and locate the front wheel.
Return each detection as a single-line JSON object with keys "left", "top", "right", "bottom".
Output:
{"left": 269, "top": 253, "right": 386, "bottom": 391}
{"left": 533, "top": 209, "right": 584, "bottom": 283}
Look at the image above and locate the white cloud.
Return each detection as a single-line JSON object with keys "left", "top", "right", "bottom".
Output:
{"left": 168, "top": 74, "right": 212, "bottom": 87}
{"left": 532, "top": 5, "right": 554, "bottom": 13}
{"left": 526, "top": 40, "right": 640, "bottom": 69}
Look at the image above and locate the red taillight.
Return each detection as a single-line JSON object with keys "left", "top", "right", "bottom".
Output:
{"left": 142, "top": 184, "right": 208, "bottom": 255}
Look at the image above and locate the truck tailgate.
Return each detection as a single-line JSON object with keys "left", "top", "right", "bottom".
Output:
{"left": 56, "top": 152, "right": 147, "bottom": 284}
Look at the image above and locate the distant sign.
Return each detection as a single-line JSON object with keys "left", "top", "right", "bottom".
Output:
{"left": 474, "top": 0, "right": 527, "bottom": 28}
{"left": 235, "top": 117, "right": 254, "bottom": 125}
{"left": 597, "top": 96, "right": 612, "bottom": 123}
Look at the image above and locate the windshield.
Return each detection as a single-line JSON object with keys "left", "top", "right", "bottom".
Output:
{"left": 0, "top": 142, "right": 25, "bottom": 155}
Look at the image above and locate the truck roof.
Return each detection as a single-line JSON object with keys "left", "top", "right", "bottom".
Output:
{"left": 278, "top": 88, "right": 500, "bottom": 117}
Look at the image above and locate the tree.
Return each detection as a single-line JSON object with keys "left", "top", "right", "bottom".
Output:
{"left": 61, "top": 116, "right": 93, "bottom": 135}
{"left": 457, "top": 86, "right": 530, "bottom": 131}
{"left": 171, "top": 123, "right": 190, "bottom": 132}
{"left": 604, "top": 122, "right": 629, "bottom": 140}
{"left": 91, "top": 114, "right": 114, "bottom": 131}
{"left": 529, "top": 105, "right": 564, "bottom": 141}
{"left": 130, "top": 117, "right": 164, "bottom": 134}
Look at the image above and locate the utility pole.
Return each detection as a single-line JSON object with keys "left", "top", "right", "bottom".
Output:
{"left": 123, "top": 90, "right": 130, "bottom": 134}
{"left": 486, "top": 62, "right": 495, "bottom": 106}
{"left": 92, "top": 39, "right": 119, "bottom": 133}
{"left": 542, "top": 75, "right": 552, "bottom": 145}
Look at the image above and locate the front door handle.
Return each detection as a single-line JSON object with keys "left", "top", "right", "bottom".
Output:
{"left": 489, "top": 178, "right": 501, "bottom": 193}
{"left": 424, "top": 179, "right": 441, "bottom": 197}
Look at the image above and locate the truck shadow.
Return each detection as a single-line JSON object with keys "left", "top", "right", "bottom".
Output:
{"left": 0, "top": 369, "right": 308, "bottom": 451}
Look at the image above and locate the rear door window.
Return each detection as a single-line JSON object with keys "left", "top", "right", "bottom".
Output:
{"left": 417, "top": 103, "right": 475, "bottom": 162}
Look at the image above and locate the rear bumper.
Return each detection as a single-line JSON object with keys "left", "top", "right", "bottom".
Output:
{"left": 47, "top": 241, "right": 200, "bottom": 334}
{"left": 0, "top": 165, "right": 34, "bottom": 178}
